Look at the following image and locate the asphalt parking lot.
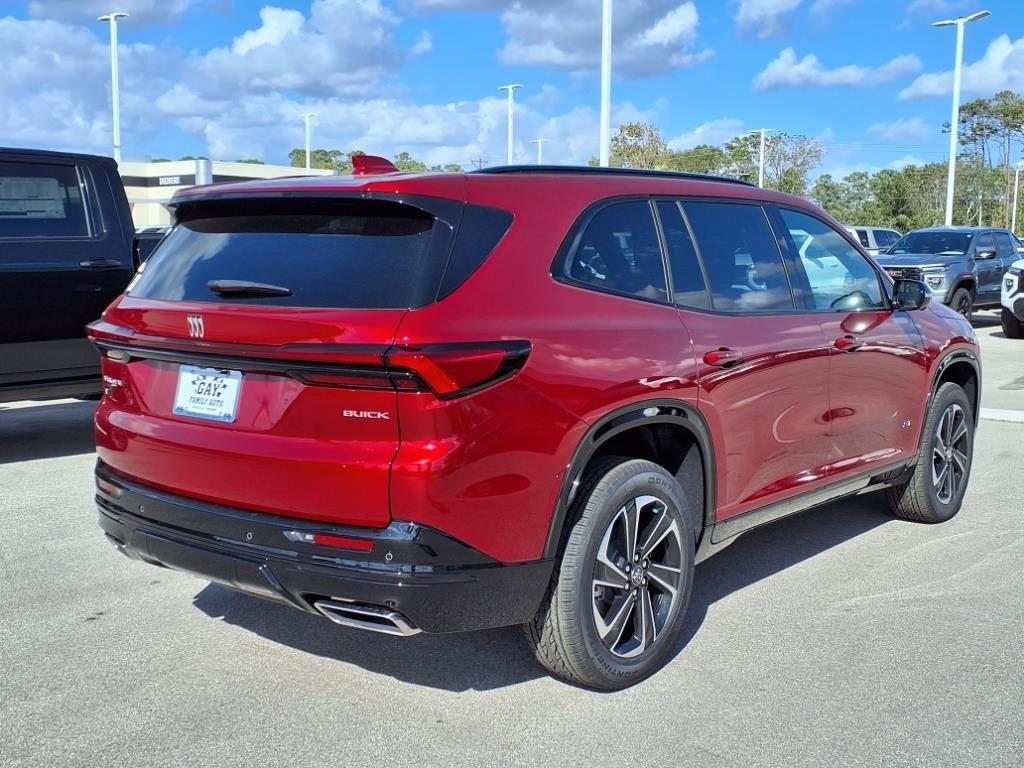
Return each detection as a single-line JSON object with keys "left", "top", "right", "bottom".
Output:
{"left": 2, "top": 314, "right": 1022, "bottom": 768}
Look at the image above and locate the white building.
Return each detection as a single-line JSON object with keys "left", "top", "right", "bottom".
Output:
{"left": 120, "top": 159, "right": 336, "bottom": 227}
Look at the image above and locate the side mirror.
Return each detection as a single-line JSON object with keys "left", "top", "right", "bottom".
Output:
{"left": 977, "top": 249, "right": 997, "bottom": 260}
{"left": 893, "top": 279, "right": 931, "bottom": 311}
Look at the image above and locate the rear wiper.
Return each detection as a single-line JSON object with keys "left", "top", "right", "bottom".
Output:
{"left": 207, "top": 279, "right": 292, "bottom": 297}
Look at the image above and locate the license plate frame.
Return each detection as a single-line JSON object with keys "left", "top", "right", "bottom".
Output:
{"left": 172, "top": 365, "right": 243, "bottom": 423}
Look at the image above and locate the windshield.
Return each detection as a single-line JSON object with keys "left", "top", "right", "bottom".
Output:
{"left": 888, "top": 231, "right": 973, "bottom": 255}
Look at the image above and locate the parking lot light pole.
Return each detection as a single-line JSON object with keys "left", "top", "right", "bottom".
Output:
{"left": 300, "top": 113, "right": 316, "bottom": 173}
{"left": 1013, "top": 161, "right": 1023, "bottom": 235}
{"left": 98, "top": 12, "right": 129, "bottom": 163}
{"left": 599, "top": 0, "right": 612, "bottom": 167}
{"left": 530, "top": 138, "right": 549, "bottom": 164}
{"left": 750, "top": 128, "right": 775, "bottom": 188}
{"left": 932, "top": 10, "right": 990, "bottom": 227}
{"left": 498, "top": 85, "right": 523, "bottom": 165}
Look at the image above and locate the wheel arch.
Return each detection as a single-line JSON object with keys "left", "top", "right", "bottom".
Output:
{"left": 543, "top": 399, "right": 716, "bottom": 559}
{"left": 928, "top": 350, "right": 981, "bottom": 428}
{"left": 949, "top": 276, "right": 976, "bottom": 302}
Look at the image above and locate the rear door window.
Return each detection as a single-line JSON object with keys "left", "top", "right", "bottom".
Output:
{"left": 854, "top": 229, "right": 870, "bottom": 248}
{"left": 0, "top": 161, "right": 89, "bottom": 238}
{"left": 559, "top": 200, "right": 668, "bottom": 302}
{"left": 682, "top": 201, "right": 794, "bottom": 312}
{"left": 655, "top": 201, "right": 709, "bottom": 309}
{"left": 993, "top": 231, "right": 1015, "bottom": 259}
{"left": 130, "top": 198, "right": 459, "bottom": 309}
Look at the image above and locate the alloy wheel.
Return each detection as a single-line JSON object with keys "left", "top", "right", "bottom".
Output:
{"left": 932, "top": 403, "right": 969, "bottom": 504}
{"left": 591, "top": 495, "right": 683, "bottom": 659}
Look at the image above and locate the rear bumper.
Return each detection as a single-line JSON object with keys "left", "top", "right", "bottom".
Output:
{"left": 95, "top": 463, "right": 553, "bottom": 633}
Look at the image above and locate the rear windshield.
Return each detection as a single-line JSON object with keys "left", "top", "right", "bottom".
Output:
{"left": 129, "top": 198, "right": 460, "bottom": 309}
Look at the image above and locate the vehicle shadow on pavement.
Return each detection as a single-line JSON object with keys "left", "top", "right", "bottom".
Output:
{"left": 193, "top": 493, "right": 893, "bottom": 691}
{"left": 675, "top": 494, "right": 892, "bottom": 654}
{"left": 192, "top": 584, "right": 544, "bottom": 691}
{"left": 0, "top": 401, "right": 97, "bottom": 463}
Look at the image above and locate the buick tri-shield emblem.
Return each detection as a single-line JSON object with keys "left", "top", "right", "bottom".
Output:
{"left": 186, "top": 315, "right": 205, "bottom": 338}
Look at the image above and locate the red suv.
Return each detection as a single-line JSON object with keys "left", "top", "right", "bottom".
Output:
{"left": 90, "top": 159, "right": 980, "bottom": 689}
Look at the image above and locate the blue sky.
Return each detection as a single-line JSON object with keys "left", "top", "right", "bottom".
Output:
{"left": 0, "top": 0, "right": 1021, "bottom": 177}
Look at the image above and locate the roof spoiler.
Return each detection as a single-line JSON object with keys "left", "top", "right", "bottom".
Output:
{"left": 352, "top": 155, "right": 400, "bottom": 176}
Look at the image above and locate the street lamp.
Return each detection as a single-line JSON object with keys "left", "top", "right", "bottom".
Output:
{"left": 749, "top": 128, "right": 775, "bottom": 188}
{"left": 498, "top": 85, "right": 523, "bottom": 165}
{"left": 530, "top": 138, "right": 549, "bottom": 164}
{"left": 599, "top": 0, "right": 612, "bottom": 167}
{"left": 300, "top": 113, "right": 316, "bottom": 173}
{"left": 98, "top": 12, "right": 129, "bottom": 163}
{"left": 1013, "top": 161, "right": 1024, "bottom": 235}
{"left": 932, "top": 9, "right": 990, "bottom": 226}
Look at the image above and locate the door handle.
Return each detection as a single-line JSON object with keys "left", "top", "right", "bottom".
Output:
{"left": 703, "top": 348, "right": 745, "bottom": 367}
{"left": 834, "top": 335, "right": 863, "bottom": 352}
{"left": 79, "top": 258, "right": 122, "bottom": 271}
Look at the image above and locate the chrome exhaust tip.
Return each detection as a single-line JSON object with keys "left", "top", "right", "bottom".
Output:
{"left": 312, "top": 599, "right": 421, "bottom": 637}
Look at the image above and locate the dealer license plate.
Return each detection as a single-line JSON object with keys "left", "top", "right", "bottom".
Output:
{"left": 172, "top": 365, "right": 242, "bottom": 423}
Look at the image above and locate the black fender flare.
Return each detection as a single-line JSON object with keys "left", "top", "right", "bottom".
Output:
{"left": 926, "top": 348, "right": 981, "bottom": 428}
{"left": 542, "top": 398, "right": 716, "bottom": 559}
{"left": 947, "top": 275, "right": 976, "bottom": 302}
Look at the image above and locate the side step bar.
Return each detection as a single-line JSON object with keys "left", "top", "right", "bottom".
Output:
{"left": 312, "top": 599, "right": 421, "bottom": 637}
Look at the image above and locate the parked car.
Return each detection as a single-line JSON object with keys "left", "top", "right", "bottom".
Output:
{"left": 875, "top": 226, "right": 1019, "bottom": 320}
{"left": 0, "top": 148, "right": 154, "bottom": 404}
{"left": 90, "top": 159, "right": 980, "bottom": 689}
{"left": 1002, "top": 258, "right": 1024, "bottom": 338}
{"left": 845, "top": 225, "right": 901, "bottom": 255}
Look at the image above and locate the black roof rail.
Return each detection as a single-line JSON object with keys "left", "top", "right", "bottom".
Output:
{"left": 471, "top": 165, "right": 756, "bottom": 187}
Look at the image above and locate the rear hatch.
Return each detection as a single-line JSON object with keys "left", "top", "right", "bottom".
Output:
{"left": 90, "top": 194, "right": 464, "bottom": 528}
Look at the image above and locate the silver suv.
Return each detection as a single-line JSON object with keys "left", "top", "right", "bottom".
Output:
{"left": 845, "top": 226, "right": 901, "bottom": 256}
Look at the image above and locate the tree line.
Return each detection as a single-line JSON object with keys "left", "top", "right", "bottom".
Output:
{"left": 606, "top": 90, "right": 1024, "bottom": 231}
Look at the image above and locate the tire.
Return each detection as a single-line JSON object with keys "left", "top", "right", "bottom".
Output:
{"left": 1002, "top": 307, "right": 1024, "bottom": 339}
{"left": 526, "top": 457, "right": 695, "bottom": 689}
{"left": 886, "top": 383, "right": 974, "bottom": 523}
{"left": 948, "top": 287, "right": 973, "bottom": 322}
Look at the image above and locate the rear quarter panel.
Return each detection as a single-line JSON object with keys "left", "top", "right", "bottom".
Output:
{"left": 390, "top": 176, "right": 700, "bottom": 563}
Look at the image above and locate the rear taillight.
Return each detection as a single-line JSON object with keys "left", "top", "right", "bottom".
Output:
{"left": 285, "top": 342, "right": 529, "bottom": 398}
{"left": 386, "top": 342, "right": 531, "bottom": 399}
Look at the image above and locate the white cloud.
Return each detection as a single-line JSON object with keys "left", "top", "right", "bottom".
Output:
{"left": 410, "top": 30, "right": 433, "bottom": 56}
{"left": 171, "top": 91, "right": 657, "bottom": 168}
{"left": 889, "top": 154, "right": 926, "bottom": 169}
{"left": 27, "top": 0, "right": 195, "bottom": 24}
{"left": 755, "top": 48, "right": 922, "bottom": 89}
{"left": 867, "top": 117, "right": 932, "bottom": 141}
{"left": 0, "top": 17, "right": 168, "bottom": 154}
{"left": 184, "top": 1, "right": 407, "bottom": 99}
{"left": 899, "top": 34, "right": 1024, "bottom": 100}
{"left": 411, "top": 0, "right": 712, "bottom": 77}
{"left": 0, "top": 1, "right": 674, "bottom": 167}
{"left": 667, "top": 118, "right": 745, "bottom": 150}
{"left": 734, "top": 0, "right": 802, "bottom": 39}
